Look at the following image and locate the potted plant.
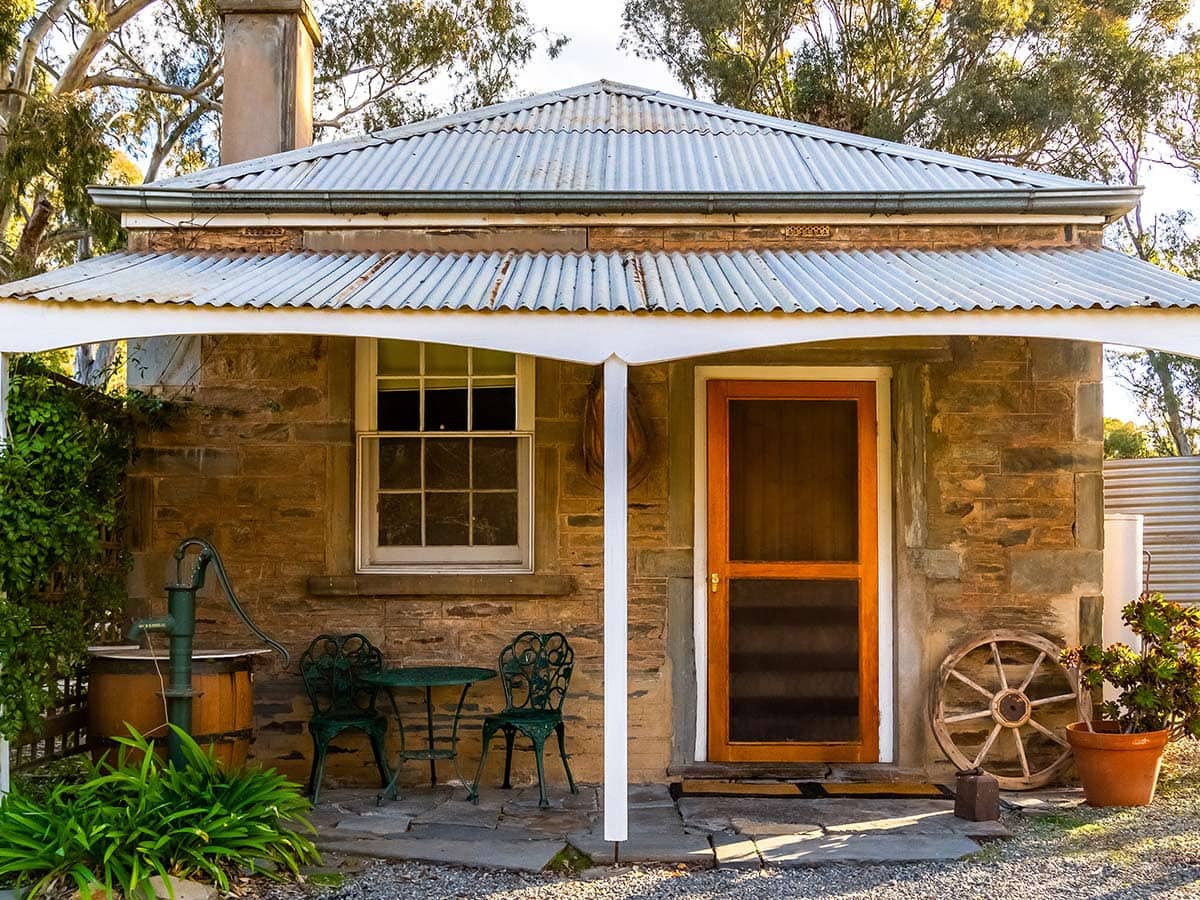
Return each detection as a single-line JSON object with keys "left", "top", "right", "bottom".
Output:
{"left": 1060, "top": 593, "right": 1200, "bottom": 806}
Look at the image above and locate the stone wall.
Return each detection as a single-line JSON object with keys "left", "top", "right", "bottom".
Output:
{"left": 126, "top": 337, "right": 674, "bottom": 788}
{"left": 125, "top": 330, "right": 1102, "bottom": 787}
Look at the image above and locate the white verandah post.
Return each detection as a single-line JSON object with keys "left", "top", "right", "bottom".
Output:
{"left": 0, "top": 351, "right": 10, "bottom": 800}
{"left": 602, "top": 354, "right": 628, "bottom": 843}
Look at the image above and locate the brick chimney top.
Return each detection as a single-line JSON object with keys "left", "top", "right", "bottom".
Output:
{"left": 216, "top": 0, "right": 323, "bottom": 164}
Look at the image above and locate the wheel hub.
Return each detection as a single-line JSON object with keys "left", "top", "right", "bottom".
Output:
{"left": 993, "top": 689, "right": 1031, "bottom": 727}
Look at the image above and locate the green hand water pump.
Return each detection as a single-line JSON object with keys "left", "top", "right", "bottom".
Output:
{"left": 127, "top": 538, "right": 290, "bottom": 768}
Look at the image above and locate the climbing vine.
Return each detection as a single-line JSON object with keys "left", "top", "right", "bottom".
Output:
{"left": 0, "top": 356, "right": 165, "bottom": 740}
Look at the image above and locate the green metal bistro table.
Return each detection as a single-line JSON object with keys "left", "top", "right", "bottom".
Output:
{"left": 363, "top": 665, "right": 497, "bottom": 802}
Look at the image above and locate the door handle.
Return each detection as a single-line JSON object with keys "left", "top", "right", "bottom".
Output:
{"left": 710, "top": 572, "right": 720, "bottom": 593}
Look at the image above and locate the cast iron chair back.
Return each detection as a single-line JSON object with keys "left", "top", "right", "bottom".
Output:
{"left": 498, "top": 631, "right": 573, "bottom": 713}
{"left": 300, "top": 633, "right": 384, "bottom": 718}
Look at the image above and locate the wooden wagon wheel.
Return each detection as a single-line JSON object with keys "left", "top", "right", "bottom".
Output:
{"left": 930, "top": 630, "right": 1089, "bottom": 791}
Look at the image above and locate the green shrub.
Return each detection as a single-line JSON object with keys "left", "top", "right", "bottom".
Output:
{"left": 1062, "top": 593, "right": 1200, "bottom": 737}
{"left": 0, "top": 726, "right": 319, "bottom": 898}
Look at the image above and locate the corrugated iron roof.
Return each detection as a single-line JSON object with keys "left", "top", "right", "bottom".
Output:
{"left": 5, "top": 246, "right": 1199, "bottom": 314}
{"left": 135, "top": 81, "right": 1095, "bottom": 196}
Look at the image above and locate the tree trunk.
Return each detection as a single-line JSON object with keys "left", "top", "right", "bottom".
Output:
{"left": 13, "top": 195, "right": 53, "bottom": 276}
{"left": 74, "top": 342, "right": 119, "bottom": 389}
{"left": 1148, "top": 351, "right": 1194, "bottom": 456}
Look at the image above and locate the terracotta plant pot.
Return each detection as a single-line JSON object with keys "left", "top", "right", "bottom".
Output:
{"left": 1066, "top": 721, "right": 1170, "bottom": 806}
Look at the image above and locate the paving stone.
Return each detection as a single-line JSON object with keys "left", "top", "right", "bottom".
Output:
{"left": 407, "top": 823, "right": 548, "bottom": 843}
{"left": 756, "top": 832, "right": 982, "bottom": 866}
{"left": 411, "top": 798, "right": 502, "bottom": 829}
{"left": 367, "top": 792, "right": 451, "bottom": 820}
{"left": 711, "top": 833, "right": 761, "bottom": 870}
{"left": 331, "top": 814, "right": 413, "bottom": 837}
{"left": 730, "top": 817, "right": 823, "bottom": 838}
{"left": 627, "top": 805, "right": 686, "bottom": 832}
{"left": 678, "top": 797, "right": 824, "bottom": 834}
{"left": 498, "top": 804, "right": 594, "bottom": 837}
{"left": 628, "top": 783, "right": 676, "bottom": 809}
{"left": 316, "top": 835, "right": 566, "bottom": 873}
{"left": 568, "top": 829, "right": 715, "bottom": 867}
{"left": 507, "top": 784, "right": 598, "bottom": 811}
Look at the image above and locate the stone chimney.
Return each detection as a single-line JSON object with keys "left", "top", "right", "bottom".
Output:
{"left": 216, "top": 0, "right": 322, "bottom": 164}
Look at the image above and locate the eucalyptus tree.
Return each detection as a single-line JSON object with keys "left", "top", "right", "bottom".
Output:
{"left": 620, "top": 0, "right": 1189, "bottom": 180}
{"left": 0, "top": 0, "right": 560, "bottom": 284}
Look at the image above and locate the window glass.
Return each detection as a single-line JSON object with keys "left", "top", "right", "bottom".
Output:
{"left": 363, "top": 341, "right": 530, "bottom": 569}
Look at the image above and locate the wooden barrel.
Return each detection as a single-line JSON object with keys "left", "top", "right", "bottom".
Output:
{"left": 88, "top": 649, "right": 259, "bottom": 768}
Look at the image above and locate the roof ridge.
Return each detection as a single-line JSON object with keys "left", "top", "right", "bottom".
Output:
{"left": 145, "top": 79, "right": 1097, "bottom": 193}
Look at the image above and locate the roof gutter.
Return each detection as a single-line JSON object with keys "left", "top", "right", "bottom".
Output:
{"left": 88, "top": 186, "right": 1144, "bottom": 220}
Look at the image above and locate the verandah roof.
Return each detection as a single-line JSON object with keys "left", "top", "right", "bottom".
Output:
{"left": 4, "top": 245, "right": 1199, "bottom": 314}
{"left": 3, "top": 243, "right": 1200, "bottom": 364}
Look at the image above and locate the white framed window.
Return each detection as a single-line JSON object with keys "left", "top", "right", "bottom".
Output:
{"left": 355, "top": 339, "right": 535, "bottom": 572}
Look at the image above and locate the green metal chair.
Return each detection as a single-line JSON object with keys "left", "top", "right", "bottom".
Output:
{"left": 300, "top": 633, "right": 392, "bottom": 803}
{"left": 470, "top": 631, "right": 578, "bottom": 808}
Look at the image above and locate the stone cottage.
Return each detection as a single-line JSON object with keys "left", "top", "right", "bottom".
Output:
{"left": 2, "top": 0, "right": 1200, "bottom": 840}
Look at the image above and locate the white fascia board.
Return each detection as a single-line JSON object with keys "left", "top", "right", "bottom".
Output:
{"left": 2, "top": 303, "right": 1200, "bottom": 363}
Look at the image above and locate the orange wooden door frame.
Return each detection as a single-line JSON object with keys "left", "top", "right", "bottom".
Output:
{"left": 706, "top": 379, "right": 879, "bottom": 763}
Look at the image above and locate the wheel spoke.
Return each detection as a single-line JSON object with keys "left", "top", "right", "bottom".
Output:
{"left": 945, "top": 708, "right": 994, "bottom": 724}
{"left": 1012, "top": 727, "right": 1030, "bottom": 778}
{"left": 1030, "top": 692, "right": 1078, "bottom": 708}
{"left": 951, "top": 668, "right": 995, "bottom": 700}
{"left": 1027, "top": 717, "right": 1069, "bottom": 748}
{"left": 991, "top": 642, "right": 1008, "bottom": 690}
{"left": 972, "top": 723, "right": 1003, "bottom": 768}
{"left": 1017, "top": 651, "right": 1046, "bottom": 693}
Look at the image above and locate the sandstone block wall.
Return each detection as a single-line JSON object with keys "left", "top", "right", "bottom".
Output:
{"left": 121, "top": 221, "right": 1103, "bottom": 788}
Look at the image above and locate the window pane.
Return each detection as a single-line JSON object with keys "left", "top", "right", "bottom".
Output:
{"left": 473, "top": 348, "right": 516, "bottom": 375}
{"left": 425, "top": 379, "right": 468, "bottom": 431}
{"left": 729, "top": 579, "right": 860, "bottom": 743}
{"left": 425, "top": 344, "right": 468, "bottom": 376}
{"left": 378, "top": 379, "right": 420, "bottom": 431}
{"left": 728, "top": 399, "right": 859, "bottom": 562}
{"left": 378, "top": 340, "right": 420, "bottom": 375}
{"left": 473, "top": 438, "right": 518, "bottom": 490}
{"left": 379, "top": 493, "right": 421, "bottom": 546}
{"left": 473, "top": 492, "right": 518, "bottom": 546}
{"left": 426, "top": 492, "right": 470, "bottom": 545}
{"left": 426, "top": 438, "right": 470, "bottom": 490}
{"left": 379, "top": 438, "right": 420, "bottom": 489}
{"left": 472, "top": 381, "right": 516, "bottom": 431}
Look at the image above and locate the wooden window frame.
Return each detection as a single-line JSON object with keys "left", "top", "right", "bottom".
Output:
{"left": 354, "top": 338, "right": 536, "bottom": 573}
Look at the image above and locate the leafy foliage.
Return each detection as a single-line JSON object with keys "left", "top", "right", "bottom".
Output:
{"left": 0, "top": 355, "right": 165, "bottom": 741}
{"left": 1104, "top": 417, "right": 1153, "bottom": 459}
{"left": 1062, "top": 594, "right": 1200, "bottom": 737}
{"left": 620, "top": 0, "right": 1190, "bottom": 179}
{"left": 0, "top": 0, "right": 562, "bottom": 281}
{"left": 0, "top": 726, "right": 319, "bottom": 898}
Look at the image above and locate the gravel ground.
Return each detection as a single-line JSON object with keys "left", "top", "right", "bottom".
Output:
{"left": 256, "top": 744, "right": 1200, "bottom": 900}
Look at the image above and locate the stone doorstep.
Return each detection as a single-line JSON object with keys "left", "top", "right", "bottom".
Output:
{"left": 317, "top": 835, "right": 567, "bottom": 874}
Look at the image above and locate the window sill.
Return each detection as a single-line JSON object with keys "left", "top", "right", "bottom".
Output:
{"left": 307, "top": 572, "right": 577, "bottom": 598}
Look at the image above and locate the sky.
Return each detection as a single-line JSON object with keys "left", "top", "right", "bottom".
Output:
{"left": 513, "top": 0, "right": 1200, "bottom": 427}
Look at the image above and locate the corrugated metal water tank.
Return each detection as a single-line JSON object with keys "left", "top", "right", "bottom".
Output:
{"left": 1103, "top": 456, "right": 1200, "bottom": 605}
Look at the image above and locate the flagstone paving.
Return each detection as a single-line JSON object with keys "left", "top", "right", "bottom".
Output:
{"left": 313, "top": 784, "right": 1010, "bottom": 872}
